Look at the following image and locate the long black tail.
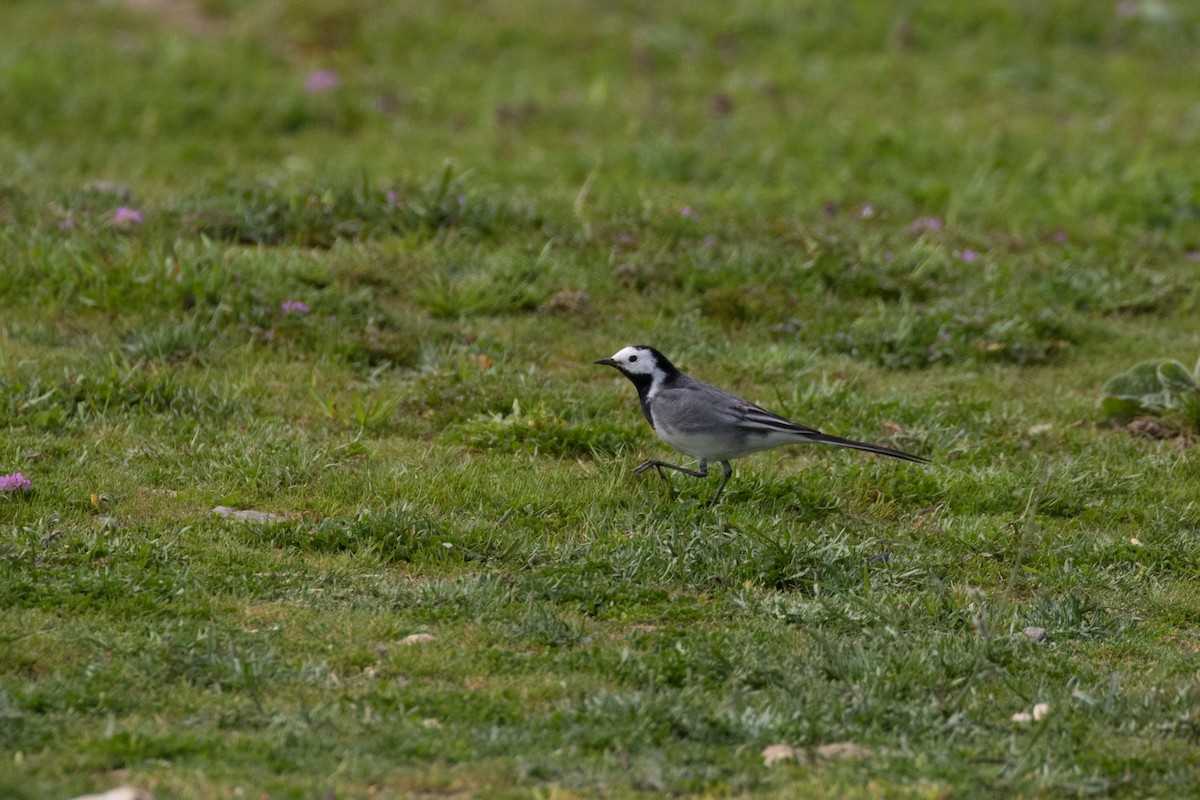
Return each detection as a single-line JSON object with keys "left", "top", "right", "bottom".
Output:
{"left": 809, "top": 432, "right": 929, "bottom": 463}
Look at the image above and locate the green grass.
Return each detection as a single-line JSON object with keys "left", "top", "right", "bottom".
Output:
{"left": 3, "top": 1, "right": 1200, "bottom": 797}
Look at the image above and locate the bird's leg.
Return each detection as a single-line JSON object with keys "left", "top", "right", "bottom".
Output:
{"left": 705, "top": 461, "right": 734, "bottom": 507}
{"left": 634, "top": 458, "right": 708, "bottom": 481}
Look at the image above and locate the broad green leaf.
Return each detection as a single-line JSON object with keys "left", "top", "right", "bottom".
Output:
{"left": 1102, "top": 360, "right": 1169, "bottom": 398}
{"left": 1143, "top": 389, "right": 1185, "bottom": 411}
{"left": 1157, "top": 360, "right": 1197, "bottom": 391}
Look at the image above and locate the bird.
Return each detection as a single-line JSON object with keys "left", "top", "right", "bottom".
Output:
{"left": 595, "top": 345, "right": 928, "bottom": 507}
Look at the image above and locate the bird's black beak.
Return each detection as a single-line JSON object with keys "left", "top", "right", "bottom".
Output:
{"left": 594, "top": 357, "right": 617, "bottom": 367}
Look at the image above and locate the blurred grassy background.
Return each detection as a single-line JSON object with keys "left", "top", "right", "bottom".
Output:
{"left": 5, "top": 0, "right": 1199, "bottom": 226}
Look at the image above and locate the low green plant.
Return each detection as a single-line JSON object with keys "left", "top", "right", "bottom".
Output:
{"left": 1100, "top": 356, "right": 1200, "bottom": 429}
{"left": 311, "top": 384, "right": 398, "bottom": 431}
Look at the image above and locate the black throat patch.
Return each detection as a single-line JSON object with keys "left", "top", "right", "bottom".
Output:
{"left": 631, "top": 370, "right": 680, "bottom": 430}
{"left": 629, "top": 372, "right": 657, "bottom": 427}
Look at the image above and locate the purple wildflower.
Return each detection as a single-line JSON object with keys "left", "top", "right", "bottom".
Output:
{"left": 680, "top": 205, "right": 697, "bottom": 219}
{"left": 910, "top": 216, "right": 943, "bottom": 233}
{"left": 1050, "top": 230, "right": 1069, "bottom": 245}
{"left": 58, "top": 216, "right": 75, "bottom": 230}
{"left": 857, "top": 203, "right": 875, "bottom": 219}
{"left": 0, "top": 472, "right": 31, "bottom": 493}
{"left": 385, "top": 190, "right": 399, "bottom": 206}
{"left": 281, "top": 300, "right": 311, "bottom": 315}
{"left": 1187, "top": 251, "right": 1200, "bottom": 262}
{"left": 113, "top": 207, "right": 142, "bottom": 225}
{"left": 305, "top": 70, "right": 340, "bottom": 93}
{"left": 960, "top": 249, "right": 979, "bottom": 263}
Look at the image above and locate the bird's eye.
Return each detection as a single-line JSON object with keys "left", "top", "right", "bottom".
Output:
{"left": 628, "top": 355, "right": 638, "bottom": 363}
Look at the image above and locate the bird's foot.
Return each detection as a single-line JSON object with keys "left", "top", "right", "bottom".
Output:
{"left": 633, "top": 460, "right": 669, "bottom": 481}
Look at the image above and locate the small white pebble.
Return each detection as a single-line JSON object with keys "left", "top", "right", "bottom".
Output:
{"left": 1032, "top": 702, "right": 1051, "bottom": 720}
{"left": 67, "top": 789, "right": 153, "bottom": 800}
{"left": 400, "top": 633, "right": 436, "bottom": 645}
{"left": 1130, "top": 537, "right": 1142, "bottom": 546}
{"left": 211, "top": 506, "right": 285, "bottom": 524}
{"left": 762, "top": 744, "right": 803, "bottom": 766}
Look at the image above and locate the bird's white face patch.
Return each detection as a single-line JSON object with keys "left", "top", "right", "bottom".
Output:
{"left": 607, "top": 346, "right": 659, "bottom": 377}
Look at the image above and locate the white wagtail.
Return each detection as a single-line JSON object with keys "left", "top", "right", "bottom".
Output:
{"left": 595, "top": 345, "right": 928, "bottom": 506}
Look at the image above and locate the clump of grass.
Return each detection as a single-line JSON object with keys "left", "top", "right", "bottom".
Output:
{"left": 398, "top": 341, "right": 540, "bottom": 428}
{"left": 1022, "top": 592, "right": 1127, "bottom": 641}
{"left": 263, "top": 504, "right": 459, "bottom": 566}
{"left": 120, "top": 313, "right": 223, "bottom": 364}
{"left": 444, "top": 399, "right": 639, "bottom": 458}
{"left": 812, "top": 240, "right": 959, "bottom": 303}
{"left": 510, "top": 601, "right": 589, "bottom": 648}
{"left": 414, "top": 260, "right": 549, "bottom": 318}
{"left": 154, "top": 622, "right": 283, "bottom": 694}
{"left": 311, "top": 385, "right": 398, "bottom": 432}
{"left": 0, "top": 357, "right": 242, "bottom": 430}
{"left": 1042, "top": 264, "right": 1177, "bottom": 316}
{"left": 822, "top": 303, "right": 1073, "bottom": 368}
{"left": 182, "top": 165, "right": 539, "bottom": 247}
{"left": 184, "top": 183, "right": 393, "bottom": 247}
{"left": 279, "top": 303, "right": 425, "bottom": 369}
{"left": 699, "top": 284, "right": 797, "bottom": 325}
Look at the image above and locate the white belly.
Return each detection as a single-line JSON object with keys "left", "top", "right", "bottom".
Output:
{"left": 654, "top": 413, "right": 800, "bottom": 462}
